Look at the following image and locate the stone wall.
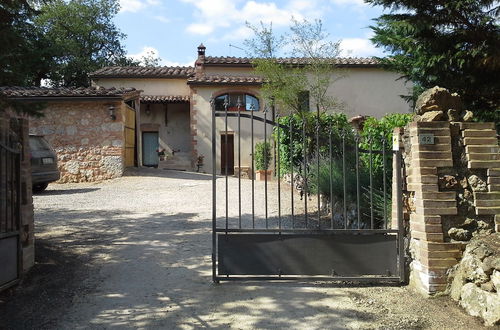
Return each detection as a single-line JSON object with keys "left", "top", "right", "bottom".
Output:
{"left": 396, "top": 86, "right": 499, "bottom": 326}
{"left": 30, "top": 101, "right": 126, "bottom": 182}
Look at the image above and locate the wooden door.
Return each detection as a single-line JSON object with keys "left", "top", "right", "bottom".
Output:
{"left": 221, "top": 134, "right": 234, "bottom": 175}
{"left": 124, "top": 105, "right": 136, "bottom": 167}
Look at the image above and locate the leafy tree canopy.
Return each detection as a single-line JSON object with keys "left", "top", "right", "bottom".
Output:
{"left": 366, "top": 0, "right": 500, "bottom": 122}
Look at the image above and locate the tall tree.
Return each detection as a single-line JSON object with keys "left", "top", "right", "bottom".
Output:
{"left": 34, "top": 0, "right": 128, "bottom": 87}
{"left": 366, "top": 0, "right": 500, "bottom": 123}
{"left": 244, "top": 19, "right": 342, "bottom": 116}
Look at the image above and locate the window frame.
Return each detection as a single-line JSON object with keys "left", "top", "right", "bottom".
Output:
{"left": 214, "top": 93, "right": 260, "bottom": 112}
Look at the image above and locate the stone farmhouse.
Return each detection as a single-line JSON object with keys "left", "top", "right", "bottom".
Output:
{"left": 90, "top": 44, "right": 412, "bottom": 176}
{"left": 0, "top": 86, "right": 140, "bottom": 182}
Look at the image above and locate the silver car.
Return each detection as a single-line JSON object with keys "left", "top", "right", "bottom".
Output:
{"left": 29, "top": 135, "right": 60, "bottom": 192}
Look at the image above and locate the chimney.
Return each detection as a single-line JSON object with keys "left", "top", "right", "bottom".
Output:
{"left": 195, "top": 43, "right": 206, "bottom": 76}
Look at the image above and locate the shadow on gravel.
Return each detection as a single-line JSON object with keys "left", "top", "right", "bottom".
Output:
{"left": 33, "top": 188, "right": 101, "bottom": 196}
{"left": 0, "top": 207, "right": 383, "bottom": 329}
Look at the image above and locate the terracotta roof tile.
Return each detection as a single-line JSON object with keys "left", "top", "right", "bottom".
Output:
{"left": 203, "top": 56, "right": 379, "bottom": 67}
{"left": 90, "top": 66, "right": 195, "bottom": 78}
{"left": 141, "top": 95, "right": 190, "bottom": 103}
{"left": 0, "top": 86, "right": 139, "bottom": 98}
{"left": 187, "top": 75, "right": 263, "bottom": 85}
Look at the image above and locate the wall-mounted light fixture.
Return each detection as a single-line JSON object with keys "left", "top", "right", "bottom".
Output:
{"left": 145, "top": 104, "right": 151, "bottom": 116}
{"left": 108, "top": 105, "right": 116, "bottom": 120}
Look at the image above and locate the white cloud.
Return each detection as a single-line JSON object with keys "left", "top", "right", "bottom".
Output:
{"left": 128, "top": 46, "right": 194, "bottom": 66}
{"left": 119, "top": 0, "right": 160, "bottom": 13}
{"left": 340, "top": 38, "right": 381, "bottom": 57}
{"left": 182, "top": 0, "right": 323, "bottom": 37}
{"left": 330, "top": 0, "right": 366, "bottom": 6}
{"left": 154, "top": 15, "right": 170, "bottom": 23}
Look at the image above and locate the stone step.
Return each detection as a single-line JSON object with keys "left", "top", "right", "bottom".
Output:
{"left": 410, "top": 128, "right": 451, "bottom": 137}
{"left": 488, "top": 177, "right": 500, "bottom": 184}
{"left": 407, "top": 183, "right": 439, "bottom": 192}
{"left": 474, "top": 199, "right": 500, "bottom": 208}
{"left": 414, "top": 199, "right": 457, "bottom": 208}
{"left": 474, "top": 192, "right": 500, "bottom": 200}
{"left": 410, "top": 122, "right": 450, "bottom": 128}
{"left": 475, "top": 206, "right": 500, "bottom": 215}
{"left": 407, "top": 174, "right": 437, "bottom": 184}
{"left": 413, "top": 158, "right": 453, "bottom": 168}
{"left": 463, "top": 137, "right": 499, "bottom": 145}
{"left": 488, "top": 168, "right": 500, "bottom": 177}
{"left": 411, "top": 151, "right": 454, "bottom": 160}
{"left": 468, "top": 160, "right": 500, "bottom": 169}
{"left": 406, "top": 167, "right": 437, "bottom": 176}
{"left": 467, "top": 153, "right": 500, "bottom": 161}
{"left": 459, "top": 122, "right": 495, "bottom": 130}
{"left": 462, "top": 129, "right": 497, "bottom": 137}
{"left": 466, "top": 145, "right": 500, "bottom": 153}
{"left": 420, "top": 207, "right": 457, "bottom": 215}
{"left": 490, "top": 184, "right": 500, "bottom": 192}
{"left": 410, "top": 214, "right": 442, "bottom": 224}
{"left": 413, "top": 191, "right": 456, "bottom": 200}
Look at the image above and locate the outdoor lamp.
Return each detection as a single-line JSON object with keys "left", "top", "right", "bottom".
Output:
{"left": 108, "top": 105, "right": 116, "bottom": 120}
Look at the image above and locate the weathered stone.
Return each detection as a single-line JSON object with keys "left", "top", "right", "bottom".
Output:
{"left": 462, "top": 110, "right": 474, "bottom": 122}
{"left": 419, "top": 110, "right": 444, "bottom": 122}
{"left": 414, "top": 86, "right": 463, "bottom": 115}
{"left": 460, "top": 282, "right": 500, "bottom": 326}
{"left": 447, "top": 109, "right": 461, "bottom": 121}
{"left": 460, "top": 178, "right": 469, "bottom": 189}
{"left": 449, "top": 227, "right": 473, "bottom": 241}
{"left": 470, "top": 242, "right": 494, "bottom": 261}
{"left": 482, "top": 256, "right": 500, "bottom": 275}
{"left": 492, "top": 270, "right": 500, "bottom": 292}
{"left": 438, "top": 175, "right": 458, "bottom": 190}
{"left": 480, "top": 281, "right": 495, "bottom": 292}
{"left": 467, "top": 174, "right": 488, "bottom": 192}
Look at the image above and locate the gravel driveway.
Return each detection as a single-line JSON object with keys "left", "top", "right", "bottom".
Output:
{"left": 0, "top": 168, "right": 484, "bottom": 329}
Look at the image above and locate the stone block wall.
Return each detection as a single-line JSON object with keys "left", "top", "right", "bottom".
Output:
{"left": 30, "top": 101, "right": 126, "bottom": 182}
{"left": 399, "top": 121, "right": 499, "bottom": 296}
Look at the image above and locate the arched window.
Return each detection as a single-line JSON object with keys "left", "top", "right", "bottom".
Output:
{"left": 214, "top": 93, "right": 259, "bottom": 111}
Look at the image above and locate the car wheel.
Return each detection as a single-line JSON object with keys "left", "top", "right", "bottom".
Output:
{"left": 33, "top": 183, "right": 49, "bottom": 193}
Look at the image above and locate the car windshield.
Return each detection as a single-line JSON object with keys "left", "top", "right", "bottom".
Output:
{"left": 29, "top": 136, "right": 51, "bottom": 151}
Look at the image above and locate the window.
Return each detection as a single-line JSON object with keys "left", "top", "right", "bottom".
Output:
{"left": 214, "top": 93, "right": 259, "bottom": 111}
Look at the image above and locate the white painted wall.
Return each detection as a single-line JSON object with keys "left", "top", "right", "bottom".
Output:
{"left": 93, "top": 78, "right": 190, "bottom": 96}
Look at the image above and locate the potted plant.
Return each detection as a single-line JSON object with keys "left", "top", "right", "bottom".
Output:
{"left": 254, "top": 141, "right": 272, "bottom": 181}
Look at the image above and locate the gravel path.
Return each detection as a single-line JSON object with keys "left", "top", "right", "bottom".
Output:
{"left": 0, "top": 168, "right": 485, "bottom": 329}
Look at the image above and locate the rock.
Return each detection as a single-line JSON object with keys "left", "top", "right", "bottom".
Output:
{"left": 482, "top": 256, "right": 500, "bottom": 275}
{"left": 472, "top": 243, "right": 494, "bottom": 261}
{"left": 462, "top": 110, "right": 474, "bottom": 122}
{"left": 420, "top": 110, "right": 444, "bottom": 122}
{"left": 447, "top": 109, "right": 461, "bottom": 121}
{"left": 460, "top": 178, "right": 469, "bottom": 189}
{"left": 481, "top": 281, "right": 495, "bottom": 292}
{"left": 439, "top": 175, "right": 458, "bottom": 189}
{"left": 449, "top": 227, "right": 472, "bottom": 241}
{"left": 467, "top": 175, "right": 488, "bottom": 192}
{"left": 462, "top": 252, "right": 489, "bottom": 284}
{"left": 492, "top": 270, "right": 500, "bottom": 292}
{"left": 414, "top": 86, "right": 463, "bottom": 115}
{"left": 450, "top": 264, "right": 467, "bottom": 301}
{"left": 460, "top": 282, "right": 500, "bottom": 326}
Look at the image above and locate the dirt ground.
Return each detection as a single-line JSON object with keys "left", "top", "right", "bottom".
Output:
{"left": 0, "top": 169, "right": 486, "bottom": 329}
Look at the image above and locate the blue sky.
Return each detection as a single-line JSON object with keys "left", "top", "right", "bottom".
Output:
{"left": 115, "top": 0, "right": 388, "bottom": 66}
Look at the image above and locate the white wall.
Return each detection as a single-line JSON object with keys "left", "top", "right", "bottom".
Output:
{"left": 94, "top": 78, "right": 190, "bottom": 96}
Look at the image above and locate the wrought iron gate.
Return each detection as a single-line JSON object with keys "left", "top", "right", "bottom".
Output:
{"left": 211, "top": 100, "right": 405, "bottom": 283}
{"left": 0, "top": 129, "right": 22, "bottom": 291}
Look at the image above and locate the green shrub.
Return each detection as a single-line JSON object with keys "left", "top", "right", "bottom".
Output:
{"left": 255, "top": 141, "right": 271, "bottom": 170}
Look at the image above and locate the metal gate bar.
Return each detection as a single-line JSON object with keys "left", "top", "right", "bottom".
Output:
{"left": 211, "top": 101, "right": 405, "bottom": 283}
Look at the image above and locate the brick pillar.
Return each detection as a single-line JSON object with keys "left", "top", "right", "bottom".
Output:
{"left": 405, "top": 121, "right": 500, "bottom": 295}
{"left": 406, "top": 121, "right": 462, "bottom": 294}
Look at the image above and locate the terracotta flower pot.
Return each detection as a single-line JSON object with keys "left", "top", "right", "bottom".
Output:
{"left": 255, "top": 169, "right": 272, "bottom": 181}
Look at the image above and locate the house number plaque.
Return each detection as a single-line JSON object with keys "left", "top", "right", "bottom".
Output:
{"left": 419, "top": 133, "right": 435, "bottom": 145}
